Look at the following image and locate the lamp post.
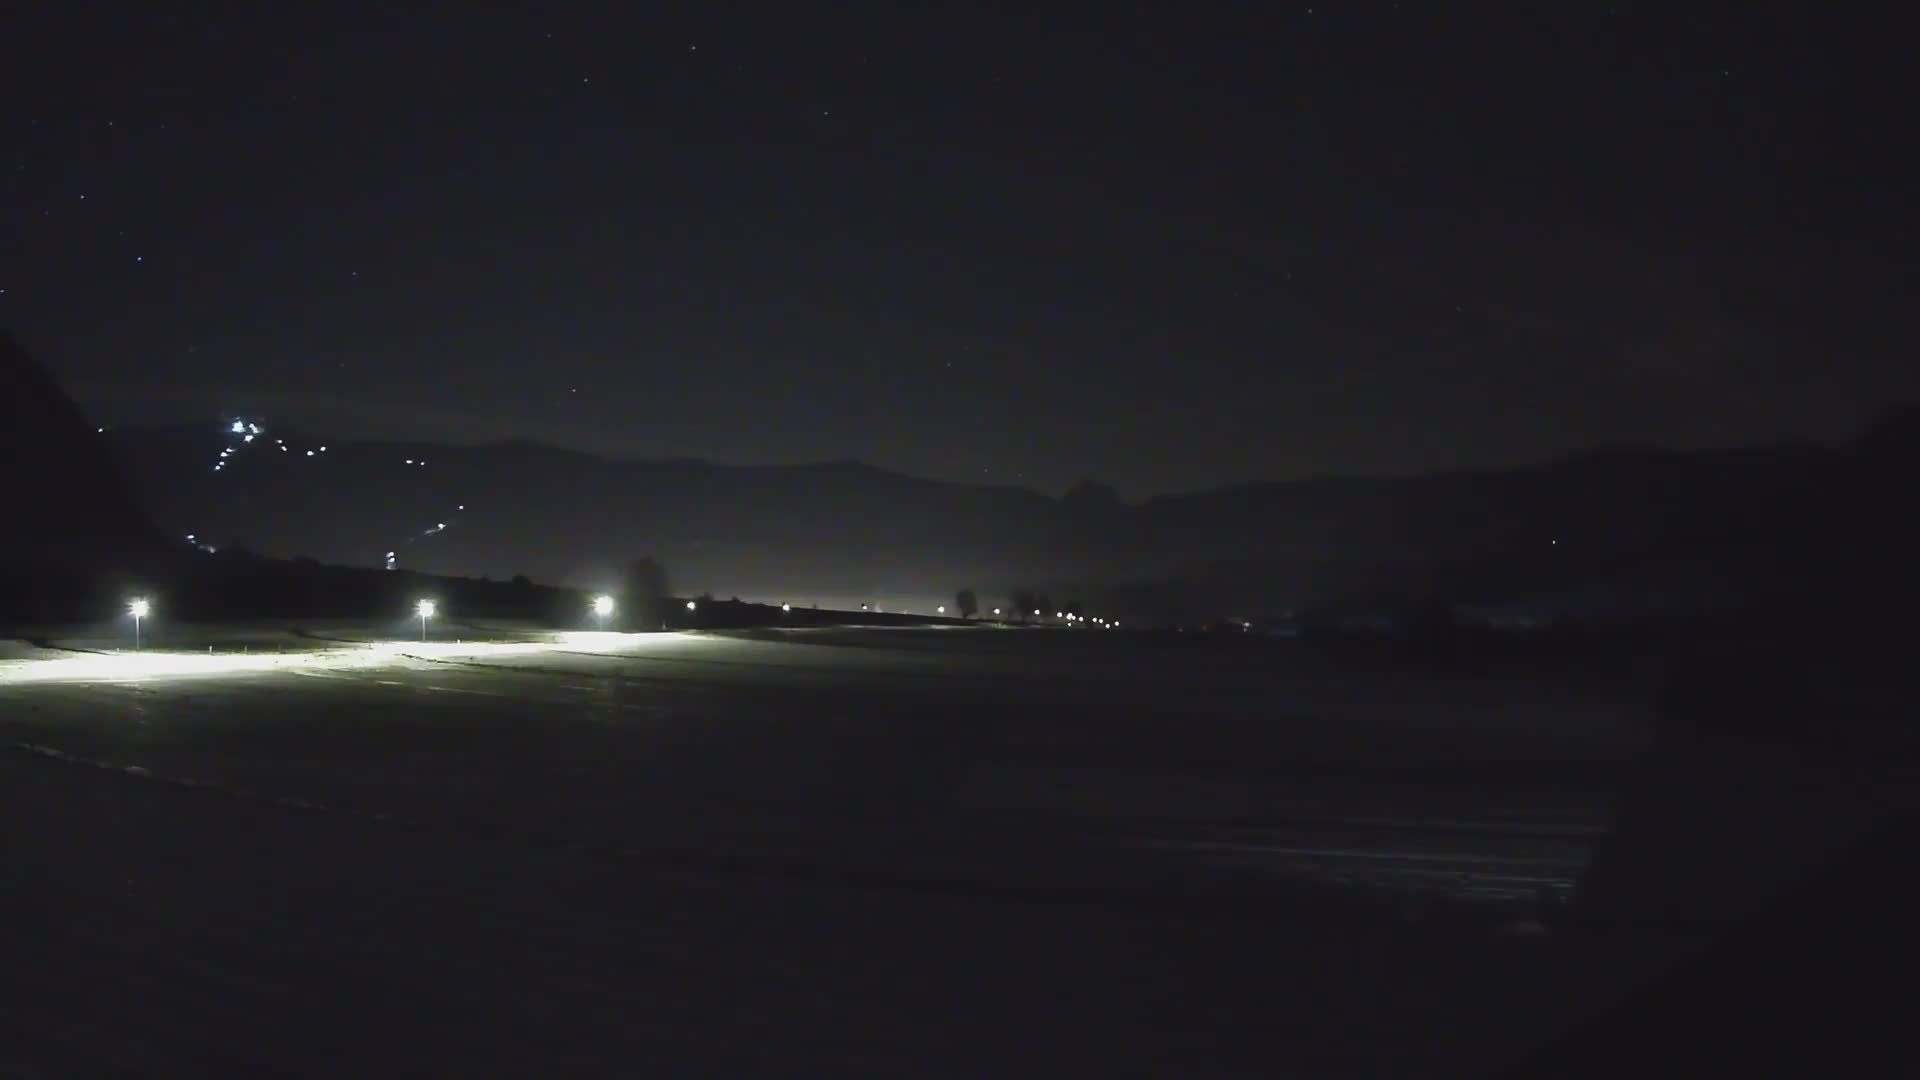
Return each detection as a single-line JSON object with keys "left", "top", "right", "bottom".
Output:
{"left": 416, "top": 598, "right": 436, "bottom": 641}
{"left": 592, "top": 594, "right": 615, "bottom": 629}
{"left": 128, "top": 598, "right": 150, "bottom": 650}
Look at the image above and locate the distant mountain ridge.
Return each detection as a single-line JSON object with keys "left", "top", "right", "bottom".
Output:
{"left": 100, "top": 406, "right": 1919, "bottom": 621}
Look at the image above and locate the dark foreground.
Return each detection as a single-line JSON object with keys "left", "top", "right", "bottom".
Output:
{"left": 0, "top": 625, "right": 1905, "bottom": 1075}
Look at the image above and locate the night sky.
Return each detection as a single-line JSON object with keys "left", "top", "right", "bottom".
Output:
{"left": 4, "top": 5, "right": 1913, "bottom": 497}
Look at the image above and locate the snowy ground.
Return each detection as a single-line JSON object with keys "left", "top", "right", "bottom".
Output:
{"left": 2, "top": 623, "right": 1688, "bottom": 1075}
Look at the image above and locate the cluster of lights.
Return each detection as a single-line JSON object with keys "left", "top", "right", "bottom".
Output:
{"left": 212, "top": 419, "right": 259, "bottom": 471}
{"left": 205, "top": 417, "right": 460, "bottom": 568}
{"left": 983, "top": 606, "right": 1116, "bottom": 628}
{"left": 212, "top": 418, "right": 329, "bottom": 473}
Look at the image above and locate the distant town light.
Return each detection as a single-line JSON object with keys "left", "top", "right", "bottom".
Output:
{"left": 937, "top": 605, "right": 946, "bottom": 614}
{"left": 782, "top": 603, "right": 792, "bottom": 612}
{"left": 686, "top": 600, "right": 697, "bottom": 611}
{"left": 992, "top": 607, "right": 1001, "bottom": 615}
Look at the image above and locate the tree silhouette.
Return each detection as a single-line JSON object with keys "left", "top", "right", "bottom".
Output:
{"left": 955, "top": 587, "right": 979, "bottom": 619}
{"left": 1008, "top": 588, "right": 1051, "bottom": 622}
{"left": 1009, "top": 589, "right": 1037, "bottom": 623}
{"left": 622, "top": 556, "right": 669, "bottom": 630}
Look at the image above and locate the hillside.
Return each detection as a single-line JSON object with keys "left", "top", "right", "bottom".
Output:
{"left": 0, "top": 332, "right": 168, "bottom": 617}
{"left": 100, "top": 406, "right": 1920, "bottom": 622}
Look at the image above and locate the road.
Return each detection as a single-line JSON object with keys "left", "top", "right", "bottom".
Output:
{"left": 2, "top": 624, "right": 1669, "bottom": 1076}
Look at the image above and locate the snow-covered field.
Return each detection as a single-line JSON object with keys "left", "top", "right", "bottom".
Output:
{"left": 3, "top": 624, "right": 1684, "bottom": 1075}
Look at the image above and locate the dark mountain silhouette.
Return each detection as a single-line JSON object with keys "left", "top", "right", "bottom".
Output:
{"left": 100, "top": 404, "right": 1919, "bottom": 622}
{"left": 0, "top": 332, "right": 168, "bottom": 616}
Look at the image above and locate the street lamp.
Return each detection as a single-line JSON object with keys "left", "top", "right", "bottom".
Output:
{"left": 592, "top": 594, "right": 615, "bottom": 627}
{"left": 781, "top": 602, "right": 791, "bottom": 613}
{"left": 416, "top": 598, "right": 436, "bottom": 641}
{"left": 128, "top": 597, "right": 150, "bottom": 650}
{"left": 937, "top": 605, "right": 946, "bottom": 614}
